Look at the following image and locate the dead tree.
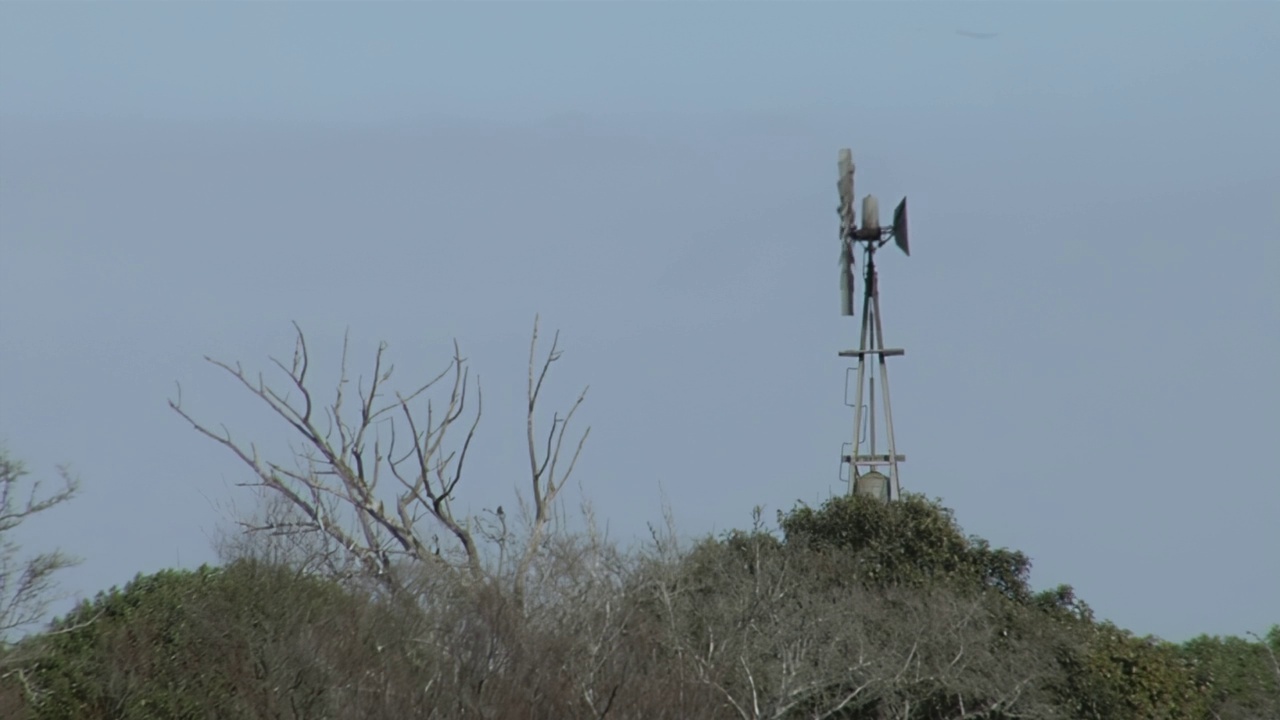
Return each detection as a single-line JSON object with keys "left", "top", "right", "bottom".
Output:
{"left": 170, "top": 315, "right": 588, "bottom": 601}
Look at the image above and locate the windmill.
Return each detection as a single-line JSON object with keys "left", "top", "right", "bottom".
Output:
{"left": 836, "top": 149, "right": 910, "bottom": 501}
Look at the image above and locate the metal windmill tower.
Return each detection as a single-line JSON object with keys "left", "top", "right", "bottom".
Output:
{"left": 836, "top": 149, "right": 910, "bottom": 501}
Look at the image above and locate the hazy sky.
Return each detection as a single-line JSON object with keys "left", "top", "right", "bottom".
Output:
{"left": 2, "top": 2, "right": 1277, "bottom": 643}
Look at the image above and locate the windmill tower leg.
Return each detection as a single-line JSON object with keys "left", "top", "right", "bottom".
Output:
{"left": 841, "top": 254, "right": 906, "bottom": 501}
{"left": 869, "top": 266, "right": 902, "bottom": 501}
{"left": 848, "top": 263, "right": 874, "bottom": 495}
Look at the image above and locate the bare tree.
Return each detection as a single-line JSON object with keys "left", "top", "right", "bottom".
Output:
{"left": 170, "top": 316, "right": 589, "bottom": 605}
{"left": 0, "top": 449, "right": 79, "bottom": 645}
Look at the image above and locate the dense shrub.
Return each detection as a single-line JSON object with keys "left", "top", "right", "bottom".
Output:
{"left": 1180, "top": 627, "right": 1280, "bottom": 720}
{"left": 2, "top": 496, "right": 1274, "bottom": 720}
{"left": 780, "top": 493, "right": 1033, "bottom": 602}
{"left": 17, "top": 561, "right": 365, "bottom": 720}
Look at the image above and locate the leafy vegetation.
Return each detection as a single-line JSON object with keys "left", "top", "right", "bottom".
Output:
{"left": 3, "top": 492, "right": 1275, "bottom": 719}
{"left": 1181, "top": 628, "right": 1280, "bottom": 720}
{"left": 1, "top": 328, "right": 1274, "bottom": 718}
{"left": 16, "top": 562, "right": 365, "bottom": 720}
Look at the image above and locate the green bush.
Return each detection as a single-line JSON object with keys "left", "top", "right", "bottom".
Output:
{"left": 4, "top": 492, "right": 1274, "bottom": 720}
{"left": 1180, "top": 626, "right": 1280, "bottom": 720}
{"left": 20, "top": 560, "right": 363, "bottom": 720}
{"left": 779, "top": 492, "right": 1033, "bottom": 601}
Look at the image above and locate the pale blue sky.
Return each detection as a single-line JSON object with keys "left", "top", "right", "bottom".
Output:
{"left": 1, "top": 2, "right": 1277, "bottom": 642}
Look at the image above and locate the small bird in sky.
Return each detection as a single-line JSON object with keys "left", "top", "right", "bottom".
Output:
{"left": 956, "top": 30, "right": 999, "bottom": 40}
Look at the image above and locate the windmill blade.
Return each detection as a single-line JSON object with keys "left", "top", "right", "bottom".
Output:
{"left": 837, "top": 148, "right": 855, "bottom": 232}
{"left": 840, "top": 239, "right": 855, "bottom": 316}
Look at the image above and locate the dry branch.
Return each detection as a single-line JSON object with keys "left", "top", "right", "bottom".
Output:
{"left": 171, "top": 316, "right": 589, "bottom": 605}
{"left": 0, "top": 455, "right": 80, "bottom": 642}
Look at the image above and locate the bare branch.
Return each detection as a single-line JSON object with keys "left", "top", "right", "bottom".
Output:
{"left": 0, "top": 453, "right": 80, "bottom": 643}
{"left": 176, "top": 318, "right": 591, "bottom": 619}
{"left": 515, "top": 315, "right": 591, "bottom": 609}
{"left": 171, "top": 326, "right": 487, "bottom": 587}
